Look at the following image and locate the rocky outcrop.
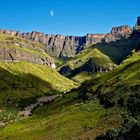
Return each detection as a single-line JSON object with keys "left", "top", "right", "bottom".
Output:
{"left": 0, "top": 30, "right": 109, "bottom": 57}
{"left": 86, "top": 34, "right": 105, "bottom": 45}
{"left": 0, "top": 30, "right": 87, "bottom": 58}
{"left": 0, "top": 47, "right": 54, "bottom": 66}
{"left": 134, "top": 16, "right": 140, "bottom": 32}
{"left": 21, "top": 33, "right": 87, "bottom": 57}
{"left": 0, "top": 26, "right": 133, "bottom": 58}
{"left": 60, "top": 58, "right": 116, "bottom": 76}
{"left": 102, "top": 25, "right": 132, "bottom": 43}
{"left": 0, "top": 30, "right": 56, "bottom": 68}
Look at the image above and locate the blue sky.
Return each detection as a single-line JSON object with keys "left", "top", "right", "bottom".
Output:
{"left": 0, "top": 0, "right": 139, "bottom": 36}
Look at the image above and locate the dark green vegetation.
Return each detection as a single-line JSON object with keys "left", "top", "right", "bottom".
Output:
{"left": 93, "top": 40, "right": 135, "bottom": 64}
{"left": 0, "top": 92, "right": 123, "bottom": 140}
{"left": 80, "top": 51, "right": 140, "bottom": 140}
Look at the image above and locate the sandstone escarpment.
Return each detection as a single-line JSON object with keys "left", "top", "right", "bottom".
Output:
{"left": 86, "top": 34, "right": 105, "bottom": 45}
{"left": 0, "top": 30, "right": 107, "bottom": 58}
{"left": 0, "top": 47, "right": 54, "bottom": 66}
{"left": 1, "top": 17, "right": 140, "bottom": 59}
{"left": 102, "top": 25, "right": 132, "bottom": 43}
{"left": 0, "top": 32, "right": 55, "bottom": 68}
{"left": 0, "top": 30, "right": 108, "bottom": 58}
{"left": 21, "top": 32, "right": 86, "bottom": 57}
{"left": 134, "top": 16, "right": 140, "bottom": 32}
{"left": 0, "top": 30, "right": 87, "bottom": 57}
{"left": 59, "top": 58, "right": 116, "bottom": 76}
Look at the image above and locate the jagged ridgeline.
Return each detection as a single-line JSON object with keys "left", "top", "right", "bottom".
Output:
{"left": 0, "top": 24, "right": 134, "bottom": 59}
{"left": 59, "top": 18, "right": 140, "bottom": 81}
{"left": 1, "top": 20, "right": 140, "bottom": 77}
{"left": 0, "top": 17, "right": 140, "bottom": 64}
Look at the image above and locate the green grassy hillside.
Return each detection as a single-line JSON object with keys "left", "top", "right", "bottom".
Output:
{"left": 0, "top": 61, "right": 76, "bottom": 107}
{"left": 94, "top": 39, "right": 137, "bottom": 64}
{"left": 67, "top": 48, "right": 116, "bottom": 69}
{"left": 0, "top": 33, "right": 49, "bottom": 57}
{"left": 0, "top": 51, "right": 139, "bottom": 140}
{"left": 59, "top": 48, "right": 116, "bottom": 82}
{"left": 0, "top": 33, "right": 65, "bottom": 68}
{"left": 0, "top": 92, "right": 122, "bottom": 140}
{"left": 84, "top": 51, "right": 140, "bottom": 111}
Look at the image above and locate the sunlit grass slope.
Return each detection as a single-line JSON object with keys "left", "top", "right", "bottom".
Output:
{"left": 66, "top": 48, "right": 116, "bottom": 69}
{"left": 0, "top": 61, "right": 76, "bottom": 107}
{"left": 0, "top": 52, "right": 139, "bottom": 140}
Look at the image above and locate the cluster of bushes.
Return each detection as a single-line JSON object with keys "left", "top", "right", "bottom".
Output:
{"left": 96, "top": 118, "right": 140, "bottom": 140}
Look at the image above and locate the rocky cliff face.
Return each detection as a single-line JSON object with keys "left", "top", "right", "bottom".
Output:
{"left": 0, "top": 32, "right": 55, "bottom": 68}
{"left": 0, "top": 30, "right": 86, "bottom": 57}
{"left": 59, "top": 58, "right": 116, "bottom": 76}
{"left": 0, "top": 17, "right": 139, "bottom": 59}
{"left": 0, "top": 30, "right": 107, "bottom": 58}
{"left": 134, "top": 17, "right": 140, "bottom": 32}
{"left": 0, "top": 47, "right": 53, "bottom": 66}
{"left": 0, "top": 26, "right": 133, "bottom": 58}
{"left": 102, "top": 25, "right": 132, "bottom": 43}
{"left": 86, "top": 34, "right": 105, "bottom": 45}
{"left": 21, "top": 32, "right": 87, "bottom": 57}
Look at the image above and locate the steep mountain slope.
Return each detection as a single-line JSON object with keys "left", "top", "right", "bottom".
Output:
{"left": 0, "top": 91, "right": 123, "bottom": 140}
{"left": 0, "top": 33, "right": 56, "bottom": 67}
{"left": 0, "top": 48, "right": 139, "bottom": 140}
{"left": 59, "top": 18, "right": 140, "bottom": 82}
{"left": 82, "top": 51, "right": 140, "bottom": 110}
{"left": 59, "top": 48, "right": 117, "bottom": 82}
{"left": 0, "top": 61, "right": 75, "bottom": 107}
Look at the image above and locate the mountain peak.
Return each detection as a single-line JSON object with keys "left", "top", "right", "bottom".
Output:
{"left": 136, "top": 16, "right": 140, "bottom": 26}
{"left": 134, "top": 16, "right": 140, "bottom": 32}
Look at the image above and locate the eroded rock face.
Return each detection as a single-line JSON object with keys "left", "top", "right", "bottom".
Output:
{"left": 59, "top": 58, "right": 116, "bottom": 76}
{"left": 0, "top": 17, "right": 138, "bottom": 59}
{"left": 86, "top": 34, "right": 105, "bottom": 45}
{"left": 0, "top": 47, "right": 54, "bottom": 66}
{"left": 0, "top": 30, "right": 107, "bottom": 57}
{"left": 134, "top": 17, "right": 140, "bottom": 32}
{"left": 137, "top": 16, "right": 140, "bottom": 26}
{"left": 0, "top": 30, "right": 87, "bottom": 57}
{"left": 0, "top": 30, "right": 107, "bottom": 58}
{"left": 0, "top": 27, "right": 133, "bottom": 57}
{"left": 102, "top": 25, "right": 133, "bottom": 43}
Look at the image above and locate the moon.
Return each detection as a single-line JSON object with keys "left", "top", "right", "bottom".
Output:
{"left": 50, "top": 10, "right": 54, "bottom": 17}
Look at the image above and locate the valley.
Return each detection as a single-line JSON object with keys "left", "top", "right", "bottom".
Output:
{"left": 0, "top": 15, "right": 139, "bottom": 140}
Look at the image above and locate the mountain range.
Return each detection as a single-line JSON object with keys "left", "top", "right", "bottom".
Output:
{"left": 0, "top": 17, "right": 139, "bottom": 140}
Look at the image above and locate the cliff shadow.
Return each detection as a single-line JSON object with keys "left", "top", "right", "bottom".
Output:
{"left": 91, "top": 32, "right": 140, "bottom": 64}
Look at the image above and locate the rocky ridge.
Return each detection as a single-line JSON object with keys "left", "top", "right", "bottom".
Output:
{"left": 134, "top": 16, "right": 140, "bottom": 32}
{"left": 0, "top": 24, "right": 133, "bottom": 58}
{"left": 0, "top": 17, "right": 140, "bottom": 70}
{"left": 102, "top": 25, "right": 132, "bottom": 43}
{"left": 0, "top": 33, "right": 55, "bottom": 68}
